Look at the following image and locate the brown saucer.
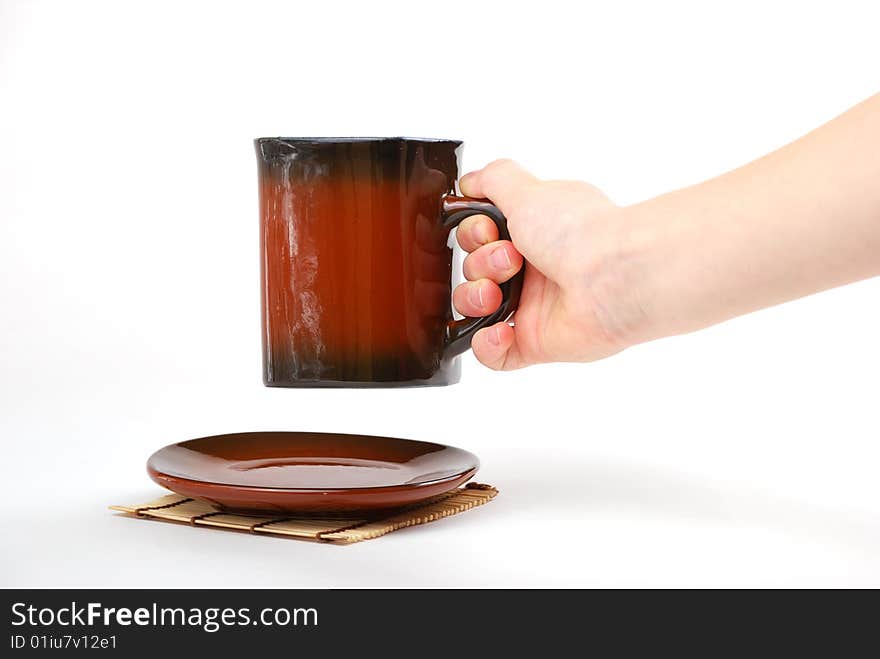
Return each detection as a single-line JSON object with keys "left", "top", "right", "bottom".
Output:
{"left": 147, "top": 432, "right": 479, "bottom": 513}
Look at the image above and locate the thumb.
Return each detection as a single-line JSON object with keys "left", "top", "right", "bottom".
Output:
{"left": 459, "top": 159, "right": 537, "bottom": 216}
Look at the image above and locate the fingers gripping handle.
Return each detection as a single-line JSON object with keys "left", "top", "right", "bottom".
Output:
{"left": 441, "top": 195, "right": 524, "bottom": 357}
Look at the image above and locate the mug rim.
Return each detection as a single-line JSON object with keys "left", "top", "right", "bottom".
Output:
{"left": 254, "top": 136, "right": 462, "bottom": 146}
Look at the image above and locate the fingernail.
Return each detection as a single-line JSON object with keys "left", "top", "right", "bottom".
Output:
{"left": 468, "top": 283, "right": 484, "bottom": 309}
{"left": 473, "top": 223, "right": 489, "bottom": 245}
{"left": 490, "top": 246, "right": 512, "bottom": 270}
{"left": 488, "top": 326, "right": 502, "bottom": 346}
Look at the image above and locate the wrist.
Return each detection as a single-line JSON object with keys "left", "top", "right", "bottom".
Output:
{"left": 587, "top": 203, "right": 667, "bottom": 349}
{"left": 613, "top": 189, "right": 724, "bottom": 345}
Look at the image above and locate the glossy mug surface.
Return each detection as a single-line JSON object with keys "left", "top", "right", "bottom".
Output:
{"left": 255, "top": 137, "right": 523, "bottom": 387}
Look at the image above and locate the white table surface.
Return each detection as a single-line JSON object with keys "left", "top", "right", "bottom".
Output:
{"left": 3, "top": 285, "right": 880, "bottom": 588}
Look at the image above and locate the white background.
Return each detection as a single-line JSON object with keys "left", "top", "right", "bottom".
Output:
{"left": 2, "top": 0, "right": 879, "bottom": 588}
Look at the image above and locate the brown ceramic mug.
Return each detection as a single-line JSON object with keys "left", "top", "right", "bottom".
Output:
{"left": 255, "top": 137, "right": 523, "bottom": 387}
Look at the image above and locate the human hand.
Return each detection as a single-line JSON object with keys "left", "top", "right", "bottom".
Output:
{"left": 455, "top": 96, "right": 880, "bottom": 372}
{"left": 453, "top": 159, "right": 649, "bottom": 370}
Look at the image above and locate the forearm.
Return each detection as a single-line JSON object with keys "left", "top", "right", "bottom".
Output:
{"left": 625, "top": 93, "right": 880, "bottom": 342}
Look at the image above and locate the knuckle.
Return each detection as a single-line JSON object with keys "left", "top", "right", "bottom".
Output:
{"left": 461, "top": 215, "right": 485, "bottom": 238}
{"left": 451, "top": 289, "right": 469, "bottom": 314}
{"left": 461, "top": 252, "right": 479, "bottom": 279}
{"left": 486, "top": 157, "right": 517, "bottom": 171}
{"left": 472, "top": 216, "right": 497, "bottom": 244}
{"left": 481, "top": 158, "right": 516, "bottom": 185}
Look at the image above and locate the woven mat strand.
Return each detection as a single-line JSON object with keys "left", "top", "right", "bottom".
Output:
{"left": 111, "top": 483, "right": 497, "bottom": 544}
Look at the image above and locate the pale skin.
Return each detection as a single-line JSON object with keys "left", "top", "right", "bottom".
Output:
{"left": 453, "top": 93, "right": 880, "bottom": 370}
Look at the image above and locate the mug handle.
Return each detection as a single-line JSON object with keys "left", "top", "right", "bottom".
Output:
{"left": 441, "top": 195, "right": 524, "bottom": 357}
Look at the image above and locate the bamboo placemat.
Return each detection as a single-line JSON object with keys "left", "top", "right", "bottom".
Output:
{"left": 111, "top": 483, "right": 497, "bottom": 544}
